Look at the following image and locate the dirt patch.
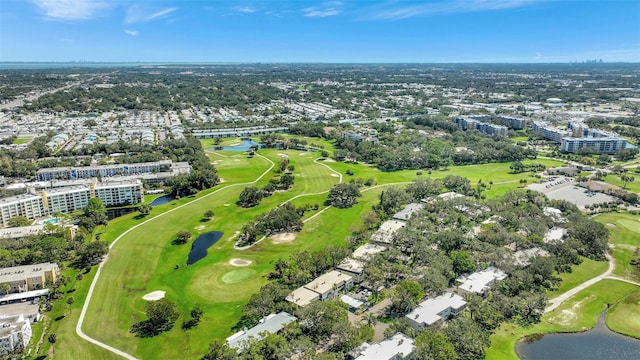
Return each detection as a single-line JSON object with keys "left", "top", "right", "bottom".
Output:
{"left": 277, "top": 153, "right": 288, "bottom": 158}
{"left": 229, "top": 258, "right": 252, "bottom": 267}
{"left": 219, "top": 178, "right": 226, "bottom": 183}
{"left": 142, "top": 290, "right": 165, "bottom": 301}
{"left": 322, "top": 158, "right": 336, "bottom": 162}
{"left": 270, "top": 232, "right": 296, "bottom": 244}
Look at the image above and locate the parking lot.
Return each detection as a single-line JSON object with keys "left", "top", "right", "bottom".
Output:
{"left": 528, "top": 177, "right": 616, "bottom": 209}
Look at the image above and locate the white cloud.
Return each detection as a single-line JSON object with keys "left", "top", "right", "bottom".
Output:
{"left": 125, "top": 6, "right": 177, "bottom": 24}
{"left": 32, "top": 0, "right": 108, "bottom": 21}
{"left": 366, "top": 0, "right": 544, "bottom": 20}
{"left": 237, "top": 6, "right": 256, "bottom": 14}
{"left": 303, "top": 1, "right": 343, "bottom": 17}
{"left": 124, "top": 29, "right": 139, "bottom": 36}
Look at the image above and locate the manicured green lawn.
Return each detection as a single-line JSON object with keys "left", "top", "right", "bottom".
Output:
{"left": 602, "top": 175, "right": 640, "bottom": 193}
{"left": 547, "top": 257, "right": 609, "bottom": 298}
{"left": 486, "top": 280, "right": 639, "bottom": 360}
{"left": 595, "top": 212, "right": 640, "bottom": 281}
{"left": 12, "top": 137, "right": 32, "bottom": 144}
{"left": 607, "top": 290, "right": 640, "bottom": 339}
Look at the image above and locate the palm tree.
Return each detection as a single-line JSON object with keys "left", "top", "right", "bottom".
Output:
{"left": 362, "top": 312, "right": 378, "bottom": 327}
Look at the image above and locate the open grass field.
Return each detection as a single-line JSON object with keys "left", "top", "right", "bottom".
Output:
{"left": 61, "top": 143, "right": 565, "bottom": 359}
{"left": 547, "top": 257, "right": 609, "bottom": 298}
{"left": 606, "top": 290, "right": 640, "bottom": 339}
{"left": 486, "top": 280, "right": 639, "bottom": 360}
{"left": 12, "top": 137, "right": 32, "bottom": 144}
{"left": 595, "top": 212, "right": 640, "bottom": 281}
{"left": 602, "top": 175, "right": 640, "bottom": 193}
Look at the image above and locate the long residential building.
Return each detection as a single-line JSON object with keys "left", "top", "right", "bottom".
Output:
{"left": 455, "top": 116, "right": 508, "bottom": 137}
{"left": 560, "top": 137, "right": 632, "bottom": 154}
{"left": 0, "top": 179, "right": 143, "bottom": 227}
{"left": 0, "top": 263, "right": 60, "bottom": 294}
{"left": 0, "top": 314, "right": 32, "bottom": 355}
{"left": 36, "top": 160, "right": 191, "bottom": 181}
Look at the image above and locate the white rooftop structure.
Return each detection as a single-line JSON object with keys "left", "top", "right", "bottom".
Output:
{"left": 352, "top": 243, "right": 387, "bottom": 260}
{"left": 371, "top": 220, "right": 405, "bottom": 244}
{"left": 437, "top": 192, "right": 466, "bottom": 201}
{"left": 0, "top": 225, "right": 45, "bottom": 239}
{"left": 544, "top": 227, "right": 566, "bottom": 243}
{"left": 405, "top": 292, "right": 467, "bottom": 329}
{"left": 340, "top": 295, "right": 364, "bottom": 309}
{"left": 305, "top": 270, "right": 352, "bottom": 296}
{"left": 458, "top": 267, "right": 507, "bottom": 295}
{"left": 226, "top": 312, "right": 296, "bottom": 350}
{"left": 514, "top": 247, "right": 551, "bottom": 266}
{"left": 354, "top": 333, "right": 415, "bottom": 360}
{"left": 286, "top": 287, "right": 319, "bottom": 308}
{"left": 543, "top": 207, "right": 567, "bottom": 223}
{"left": 392, "top": 203, "right": 424, "bottom": 221}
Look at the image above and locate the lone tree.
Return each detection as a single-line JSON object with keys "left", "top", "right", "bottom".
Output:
{"left": 204, "top": 210, "right": 214, "bottom": 220}
{"left": 79, "top": 198, "right": 107, "bottom": 231}
{"left": 131, "top": 298, "right": 180, "bottom": 337}
{"left": 327, "top": 183, "right": 362, "bottom": 208}
{"left": 138, "top": 204, "right": 152, "bottom": 216}
{"left": 621, "top": 174, "right": 635, "bottom": 189}
{"left": 174, "top": 230, "right": 192, "bottom": 245}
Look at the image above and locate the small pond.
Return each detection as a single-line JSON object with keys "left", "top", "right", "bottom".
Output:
{"left": 187, "top": 231, "right": 223, "bottom": 265}
{"left": 218, "top": 139, "right": 261, "bottom": 151}
{"left": 516, "top": 312, "right": 640, "bottom": 360}
{"left": 150, "top": 195, "right": 173, "bottom": 206}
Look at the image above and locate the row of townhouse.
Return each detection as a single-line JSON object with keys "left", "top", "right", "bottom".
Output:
{"left": 0, "top": 179, "right": 143, "bottom": 227}
{"left": 35, "top": 160, "right": 191, "bottom": 181}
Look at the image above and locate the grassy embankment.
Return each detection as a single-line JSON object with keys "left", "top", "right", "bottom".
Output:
{"left": 55, "top": 142, "right": 564, "bottom": 359}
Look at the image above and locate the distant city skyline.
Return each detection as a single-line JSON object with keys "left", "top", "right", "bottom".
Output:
{"left": 1, "top": 0, "right": 639, "bottom": 63}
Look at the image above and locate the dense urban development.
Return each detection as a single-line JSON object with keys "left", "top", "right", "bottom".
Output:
{"left": 0, "top": 63, "right": 638, "bottom": 360}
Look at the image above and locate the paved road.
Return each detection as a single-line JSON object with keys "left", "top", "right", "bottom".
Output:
{"left": 545, "top": 254, "right": 615, "bottom": 313}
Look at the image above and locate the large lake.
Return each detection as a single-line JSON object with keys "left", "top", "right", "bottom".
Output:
{"left": 516, "top": 313, "right": 640, "bottom": 360}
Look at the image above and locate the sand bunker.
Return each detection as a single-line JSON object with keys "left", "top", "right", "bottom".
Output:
{"left": 195, "top": 225, "right": 206, "bottom": 231}
{"left": 299, "top": 153, "right": 307, "bottom": 156}
{"left": 229, "top": 258, "right": 252, "bottom": 267}
{"left": 330, "top": 174, "right": 340, "bottom": 177}
{"left": 277, "top": 153, "right": 289, "bottom": 158}
{"left": 270, "top": 232, "right": 296, "bottom": 244}
{"left": 142, "top": 291, "right": 165, "bottom": 301}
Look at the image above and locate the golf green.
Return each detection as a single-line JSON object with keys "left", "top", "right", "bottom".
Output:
{"left": 221, "top": 269, "right": 256, "bottom": 284}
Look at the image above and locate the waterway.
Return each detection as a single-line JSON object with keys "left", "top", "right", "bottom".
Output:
{"left": 217, "top": 139, "right": 261, "bottom": 151}
{"left": 150, "top": 195, "right": 173, "bottom": 206}
{"left": 516, "top": 312, "right": 640, "bottom": 359}
{"left": 187, "top": 231, "right": 223, "bottom": 265}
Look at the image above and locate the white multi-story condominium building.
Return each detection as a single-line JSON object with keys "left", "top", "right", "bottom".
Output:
{"left": 92, "top": 179, "right": 143, "bottom": 207}
{"left": 560, "top": 137, "right": 632, "bottom": 154}
{"left": 531, "top": 121, "right": 571, "bottom": 143}
{"left": 0, "top": 263, "right": 60, "bottom": 293}
{"left": 41, "top": 185, "right": 91, "bottom": 214}
{"left": 455, "top": 117, "right": 508, "bottom": 137}
{"left": 35, "top": 160, "right": 189, "bottom": 181}
{"left": 0, "top": 314, "right": 32, "bottom": 355}
{"left": 0, "top": 179, "right": 143, "bottom": 227}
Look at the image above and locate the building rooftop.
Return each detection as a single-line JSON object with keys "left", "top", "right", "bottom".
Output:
{"left": 337, "top": 257, "right": 366, "bottom": 275}
{"left": 405, "top": 292, "right": 467, "bottom": 327}
{"left": 0, "top": 314, "right": 28, "bottom": 337}
{"left": 286, "top": 287, "right": 319, "bottom": 307}
{"left": 226, "top": 312, "right": 296, "bottom": 350}
{"left": 340, "top": 295, "right": 364, "bottom": 309}
{"left": 352, "top": 243, "right": 387, "bottom": 260}
{"left": 0, "top": 289, "right": 49, "bottom": 303}
{"left": 544, "top": 227, "right": 566, "bottom": 243}
{"left": 354, "top": 333, "right": 415, "bottom": 360}
{"left": 437, "top": 192, "right": 466, "bottom": 201}
{"left": 0, "top": 193, "right": 41, "bottom": 205}
{"left": 0, "top": 263, "right": 59, "bottom": 284}
{"left": 392, "top": 203, "right": 424, "bottom": 221}
{"left": 305, "top": 270, "right": 353, "bottom": 295}
{"left": 371, "top": 220, "right": 405, "bottom": 244}
{"left": 458, "top": 267, "right": 507, "bottom": 294}
{"left": 0, "top": 225, "right": 45, "bottom": 239}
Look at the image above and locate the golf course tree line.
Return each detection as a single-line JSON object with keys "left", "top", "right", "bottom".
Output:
{"left": 162, "top": 136, "right": 220, "bottom": 197}
{"left": 237, "top": 203, "right": 305, "bottom": 247}
{"left": 331, "top": 119, "right": 536, "bottom": 171}
{"left": 238, "top": 174, "right": 296, "bottom": 208}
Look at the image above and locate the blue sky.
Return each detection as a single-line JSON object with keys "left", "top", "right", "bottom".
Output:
{"left": 1, "top": 0, "right": 639, "bottom": 63}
